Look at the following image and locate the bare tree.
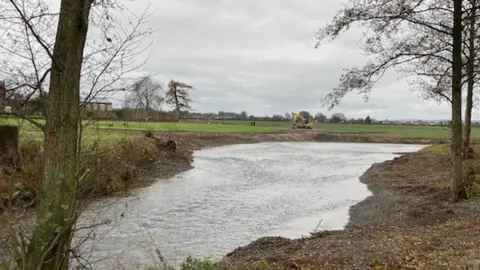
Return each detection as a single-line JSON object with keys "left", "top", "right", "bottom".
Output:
{"left": 452, "top": 0, "right": 465, "bottom": 201}
{"left": 330, "top": 112, "right": 346, "bottom": 123}
{"left": 314, "top": 112, "right": 327, "bottom": 123}
{"left": 0, "top": 0, "right": 153, "bottom": 206}
{"left": 23, "top": 0, "right": 93, "bottom": 268}
{"left": 314, "top": 0, "right": 467, "bottom": 201}
{"left": 463, "top": 0, "right": 477, "bottom": 153}
{"left": 76, "top": 8, "right": 153, "bottom": 154}
{"left": 126, "top": 76, "right": 164, "bottom": 112}
{"left": 240, "top": 110, "right": 248, "bottom": 119}
{"left": 0, "top": 0, "right": 153, "bottom": 127}
{"left": 365, "top": 115, "right": 372, "bottom": 124}
{"left": 0, "top": 0, "right": 154, "bottom": 269}
{"left": 403, "top": 0, "right": 480, "bottom": 153}
{"left": 165, "top": 80, "right": 193, "bottom": 117}
{"left": 79, "top": 6, "right": 154, "bottom": 106}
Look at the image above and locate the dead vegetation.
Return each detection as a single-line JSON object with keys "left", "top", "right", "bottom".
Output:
{"left": 0, "top": 133, "right": 192, "bottom": 211}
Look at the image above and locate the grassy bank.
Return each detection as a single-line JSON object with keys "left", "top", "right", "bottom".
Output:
{"left": 0, "top": 134, "right": 192, "bottom": 209}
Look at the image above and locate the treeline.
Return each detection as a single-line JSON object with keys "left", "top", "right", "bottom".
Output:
{"left": 183, "top": 110, "right": 369, "bottom": 123}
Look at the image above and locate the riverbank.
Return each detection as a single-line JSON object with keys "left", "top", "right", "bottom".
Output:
{"left": 0, "top": 131, "right": 469, "bottom": 269}
{"left": 217, "top": 144, "right": 480, "bottom": 269}
{"left": 0, "top": 135, "right": 193, "bottom": 209}
{"left": 2, "top": 131, "right": 439, "bottom": 210}
{"left": 153, "top": 131, "right": 447, "bottom": 150}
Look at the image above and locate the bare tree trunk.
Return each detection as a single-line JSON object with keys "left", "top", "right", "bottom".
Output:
{"left": 464, "top": 0, "right": 476, "bottom": 154}
{"left": 173, "top": 86, "right": 181, "bottom": 118}
{"left": 0, "top": 125, "right": 20, "bottom": 170}
{"left": 25, "top": 0, "right": 92, "bottom": 269}
{"left": 78, "top": 109, "right": 84, "bottom": 163}
{"left": 451, "top": 0, "right": 466, "bottom": 202}
{"left": 145, "top": 99, "right": 149, "bottom": 127}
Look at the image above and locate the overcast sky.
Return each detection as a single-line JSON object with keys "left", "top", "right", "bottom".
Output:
{"left": 113, "top": 0, "right": 463, "bottom": 120}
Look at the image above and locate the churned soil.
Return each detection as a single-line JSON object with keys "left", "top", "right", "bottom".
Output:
{"left": 153, "top": 131, "right": 446, "bottom": 150}
{"left": 215, "top": 144, "right": 480, "bottom": 270}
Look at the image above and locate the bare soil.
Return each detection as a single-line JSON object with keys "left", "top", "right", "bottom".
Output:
{"left": 153, "top": 131, "right": 446, "bottom": 150}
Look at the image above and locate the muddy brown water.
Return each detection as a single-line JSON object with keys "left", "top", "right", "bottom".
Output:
{"left": 74, "top": 142, "right": 425, "bottom": 269}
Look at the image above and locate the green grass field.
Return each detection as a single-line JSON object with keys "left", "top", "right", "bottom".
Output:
{"left": 1, "top": 117, "right": 477, "bottom": 143}
{"left": 214, "top": 120, "right": 480, "bottom": 139}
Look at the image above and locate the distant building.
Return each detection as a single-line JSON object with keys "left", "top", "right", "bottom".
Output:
{"left": 82, "top": 101, "right": 113, "bottom": 111}
{"left": 81, "top": 101, "right": 115, "bottom": 119}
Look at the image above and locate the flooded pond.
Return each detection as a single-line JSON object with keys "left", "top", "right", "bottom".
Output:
{"left": 76, "top": 142, "right": 425, "bottom": 269}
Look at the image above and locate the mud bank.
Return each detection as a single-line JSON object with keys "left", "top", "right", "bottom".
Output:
{"left": 217, "top": 146, "right": 480, "bottom": 269}
{"left": 155, "top": 131, "right": 447, "bottom": 151}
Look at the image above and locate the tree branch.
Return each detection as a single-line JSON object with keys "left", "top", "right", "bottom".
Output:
{"left": 7, "top": 0, "right": 54, "bottom": 60}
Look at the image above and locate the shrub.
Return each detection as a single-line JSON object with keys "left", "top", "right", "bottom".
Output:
{"left": 180, "top": 256, "right": 216, "bottom": 270}
{"left": 2, "top": 135, "right": 191, "bottom": 210}
{"left": 469, "top": 159, "right": 480, "bottom": 198}
{"left": 78, "top": 136, "right": 161, "bottom": 197}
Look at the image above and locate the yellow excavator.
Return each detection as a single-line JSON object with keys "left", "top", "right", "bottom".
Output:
{"left": 291, "top": 112, "right": 314, "bottom": 129}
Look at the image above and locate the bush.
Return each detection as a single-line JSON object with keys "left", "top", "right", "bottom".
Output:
{"left": 78, "top": 136, "right": 161, "bottom": 197}
{"left": 2, "top": 135, "right": 191, "bottom": 210}
{"left": 469, "top": 159, "right": 480, "bottom": 198}
{"left": 464, "top": 148, "right": 480, "bottom": 198}
{"left": 2, "top": 139, "right": 43, "bottom": 207}
{"left": 180, "top": 256, "right": 215, "bottom": 270}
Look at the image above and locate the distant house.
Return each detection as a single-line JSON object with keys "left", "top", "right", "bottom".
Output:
{"left": 81, "top": 101, "right": 115, "bottom": 119}
{"left": 82, "top": 101, "right": 113, "bottom": 111}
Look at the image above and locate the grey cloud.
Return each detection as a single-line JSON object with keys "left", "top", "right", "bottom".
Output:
{"left": 115, "top": 0, "right": 452, "bottom": 120}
